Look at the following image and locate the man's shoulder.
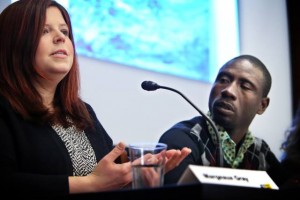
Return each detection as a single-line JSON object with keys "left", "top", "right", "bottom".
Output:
{"left": 160, "top": 116, "right": 206, "bottom": 140}
{"left": 159, "top": 116, "right": 207, "bottom": 150}
{"left": 171, "top": 116, "right": 203, "bottom": 130}
{"left": 252, "top": 136, "right": 272, "bottom": 153}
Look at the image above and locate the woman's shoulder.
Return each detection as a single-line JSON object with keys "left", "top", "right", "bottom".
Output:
{"left": 82, "top": 101, "right": 95, "bottom": 113}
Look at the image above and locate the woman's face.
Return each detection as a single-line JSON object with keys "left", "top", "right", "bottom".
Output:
{"left": 34, "top": 6, "right": 74, "bottom": 85}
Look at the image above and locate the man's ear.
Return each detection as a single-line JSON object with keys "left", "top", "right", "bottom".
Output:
{"left": 257, "top": 97, "right": 270, "bottom": 115}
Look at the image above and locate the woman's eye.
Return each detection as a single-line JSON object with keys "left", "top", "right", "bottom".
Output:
{"left": 61, "top": 30, "right": 69, "bottom": 36}
{"left": 42, "top": 28, "right": 49, "bottom": 34}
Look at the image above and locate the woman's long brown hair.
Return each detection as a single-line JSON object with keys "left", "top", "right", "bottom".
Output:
{"left": 0, "top": 0, "right": 93, "bottom": 130}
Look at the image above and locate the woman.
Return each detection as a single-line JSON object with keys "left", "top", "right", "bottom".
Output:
{"left": 0, "top": 0, "right": 191, "bottom": 198}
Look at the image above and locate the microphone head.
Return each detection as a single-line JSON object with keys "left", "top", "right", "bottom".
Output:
{"left": 141, "top": 81, "right": 159, "bottom": 91}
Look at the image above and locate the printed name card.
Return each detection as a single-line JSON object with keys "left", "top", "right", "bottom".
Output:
{"left": 177, "top": 165, "right": 279, "bottom": 190}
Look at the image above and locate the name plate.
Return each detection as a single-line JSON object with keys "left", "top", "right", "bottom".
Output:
{"left": 178, "top": 165, "right": 278, "bottom": 190}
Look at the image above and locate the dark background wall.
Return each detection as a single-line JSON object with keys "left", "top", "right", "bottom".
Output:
{"left": 286, "top": 0, "right": 300, "bottom": 115}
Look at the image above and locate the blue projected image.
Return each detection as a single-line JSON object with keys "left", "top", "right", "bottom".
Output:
{"left": 53, "top": 0, "right": 239, "bottom": 83}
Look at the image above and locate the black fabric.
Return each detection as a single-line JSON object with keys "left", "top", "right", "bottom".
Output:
{"left": 280, "top": 159, "right": 300, "bottom": 188}
{"left": 159, "top": 116, "right": 288, "bottom": 187}
{"left": 0, "top": 96, "right": 113, "bottom": 198}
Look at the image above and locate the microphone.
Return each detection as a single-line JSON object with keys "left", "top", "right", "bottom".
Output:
{"left": 141, "top": 80, "right": 223, "bottom": 167}
{"left": 141, "top": 81, "right": 159, "bottom": 91}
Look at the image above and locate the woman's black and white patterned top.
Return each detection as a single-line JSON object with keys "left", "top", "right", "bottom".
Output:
{"left": 52, "top": 124, "right": 97, "bottom": 176}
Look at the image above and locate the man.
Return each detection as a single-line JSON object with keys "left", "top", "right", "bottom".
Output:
{"left": 159, "top": 55, "right": 286, "bottom": 186}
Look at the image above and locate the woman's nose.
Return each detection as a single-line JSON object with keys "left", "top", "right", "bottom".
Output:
{"left": 53, "top": 32, "right": 65, "bottom": 44}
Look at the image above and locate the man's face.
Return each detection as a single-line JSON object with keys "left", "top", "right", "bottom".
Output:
{"left": 208, "top": 59, "right": 268, "bottom": 132}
